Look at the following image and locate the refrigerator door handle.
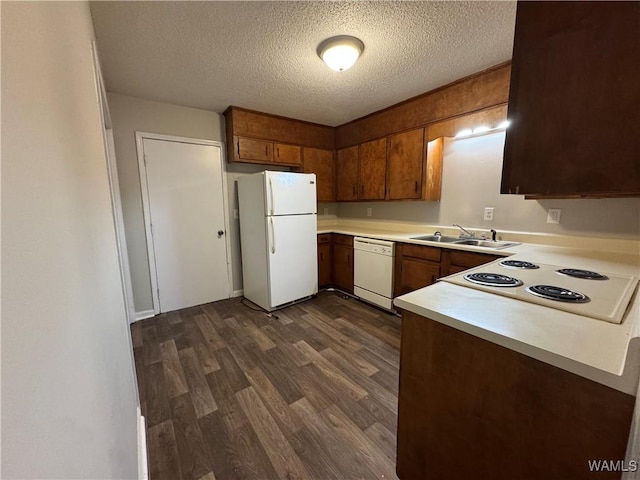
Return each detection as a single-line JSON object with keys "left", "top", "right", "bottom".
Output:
{"left": 269, "top": 178, "right": 275, "bottom": 215}
{"left": 270, "top": 217, "right": 276, "bottom": 254}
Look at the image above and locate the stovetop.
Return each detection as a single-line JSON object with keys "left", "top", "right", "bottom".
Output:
{"left": 441, "top": 259, "right": 638, "bottom": 324}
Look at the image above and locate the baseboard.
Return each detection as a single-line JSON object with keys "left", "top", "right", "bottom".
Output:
{"left": 133, "top": 310, "right": 155, "bottom": 322}
{"left": 231, "top": 289, "right": 244, "bottom": 298}
{"left": 137, "top": 406, "right": 148, "bottom": 480}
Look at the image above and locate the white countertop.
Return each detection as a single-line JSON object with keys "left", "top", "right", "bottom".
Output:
{"left": 318, "top": 220, "right": 640, "bottom": 395}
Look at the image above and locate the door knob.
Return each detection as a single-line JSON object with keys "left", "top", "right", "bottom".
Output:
{"left": 217, "top": 230, "right": 225, "bottom": 238}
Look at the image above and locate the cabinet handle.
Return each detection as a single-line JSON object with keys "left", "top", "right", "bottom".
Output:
{"left": 415, "top": 181, "right": 418, "bottom": 192}
{"left": 237, "top": 140, "right": 240, "bottom": 155}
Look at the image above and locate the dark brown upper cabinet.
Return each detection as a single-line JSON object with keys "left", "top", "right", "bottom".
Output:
{"left": 336, "top": 146, "right": 359, "bottom": 201}
{"left": 387, "top": 128, "right": 425, "bottom": 200}
{"left": 224, "top": 106, "right": 334, "bottom": 167}
{"left": 358, "top": 138, "right": 387, "bottom": 201}
{"left": 302, "top": 147, "right": 335, "bottom": 202}
{"left": 501, "top": 1, "right": 640, "bottom": 198}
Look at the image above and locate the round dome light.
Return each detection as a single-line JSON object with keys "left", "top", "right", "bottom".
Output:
{"left": 317, "top": 36, "right": 364, "bottom": 72}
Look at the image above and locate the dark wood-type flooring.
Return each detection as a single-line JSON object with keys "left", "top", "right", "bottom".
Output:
{"left": 131, "top": 292, "right": 401, "bottom": 480}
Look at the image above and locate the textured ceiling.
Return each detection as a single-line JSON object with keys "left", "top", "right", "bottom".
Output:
{"left": 90, "top": 1, "right": 516, "bottom": 126}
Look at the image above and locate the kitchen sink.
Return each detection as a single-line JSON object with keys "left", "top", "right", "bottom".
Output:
{"left": 411, "top": 234, "right": 520, "bottom": 250}
{"left": 410, "top": 235, "right": 462, "bottom": 243}
{"left": 454, "top": 239, "right": 520, "bottom": 249}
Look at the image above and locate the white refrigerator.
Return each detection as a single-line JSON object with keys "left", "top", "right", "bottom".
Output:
{"left": 237, "top": 171, "right": 318, "bottom": 311}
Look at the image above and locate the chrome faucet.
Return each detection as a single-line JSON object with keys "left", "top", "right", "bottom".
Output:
{"left": 453, "top": 224, "right": 475, "bottom": 238}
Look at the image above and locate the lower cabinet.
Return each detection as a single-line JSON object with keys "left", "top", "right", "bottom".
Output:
{"left": 332, "top": 235, "right": 354, "bottom": 293}
{"left": 317, "top": 233, "right": 353, "bottom": 293}
{"left": 317, "top": 234, "right": 332, "bottom": 288}
{"left": 394, "top": 243, "right": 502, "bottom": 296}
{"left": 397, "top": 311, "right": 634, "bottom": 479}
{"left": 320, "top": 236, "right": 502, "bottom": 298}
{"left": 441, "top": 249, "right": 500, "bottom": 276}
{"left": 394, "top": 243, "right": 442, "bottom": 296}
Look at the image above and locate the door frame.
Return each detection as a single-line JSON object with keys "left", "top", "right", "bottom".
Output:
{"left": 135, "top": 131, "right": 233, "bottom": 315}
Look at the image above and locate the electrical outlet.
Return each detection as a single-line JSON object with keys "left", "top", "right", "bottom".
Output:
{"left": 484, "top": 207, "right": 494, "bottom": 221}
{"left": 367, "top": 207, "right": 373, "bottom": 217}
{"left": 233, "top": 208, "right": 239, "bottom": 219}
{"left": 547, "top": 208, "right": 561, "bottom": 224}
{"left": 323, "top": 207, "right": 329, "bottom": 215}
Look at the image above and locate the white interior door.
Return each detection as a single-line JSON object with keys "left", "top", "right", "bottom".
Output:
{"left": 142, "top": 138, "right": 229, "bottom": 313}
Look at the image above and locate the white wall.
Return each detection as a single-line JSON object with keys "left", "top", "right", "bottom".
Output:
{"left": 107, "top": 93, "right": 286, "bottom": 312}
{"left": 2, "top": 2, "right": 139, "bottom": 479}
{"left": 338, "top": 132, "right": 640, "bottom": 239}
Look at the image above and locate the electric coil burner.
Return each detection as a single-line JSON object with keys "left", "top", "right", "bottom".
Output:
{"left": 442, "top": 258, "right": 637, "bottom": 324}
{"left": 464, "top": 273, "right": 523, "bottom": 287}
{"left": 557, "top": 268, "right": 609, "bottom": 280}
{"left": 500, "top": 260, "right": 539, "bottom": 269}
{"left": 526, "top": 285, "right": 590, "bottom": 303}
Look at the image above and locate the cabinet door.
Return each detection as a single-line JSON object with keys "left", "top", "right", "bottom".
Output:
{"left": 317, "top": 243, "right": 332, "bottom": 288}
{"left": 424, "top": 137, "right": 444, "bottom": 201}
{"left": 236, "top": 136, "right": 273, "bottom": 163}
{"left": 303, "top": 148, "right": 335, "bottom": 202}
{"left": 387, "top": 128, "right": 424, "bottom": 200}
{"left": 332, "top": 244, "right": 354, "bottom": 293}
{"left": 336, "top": 146, "right": 359, "bottom": 201}
{"left": 441, "top": 250, "right": 500, "bottom": 277}
{"left": 358, "top": 138, "right": 387, "bottom": 200}
{"left": 501, "top": 2, "right": 640, "bottom": 197}
{"left": 274, "top": 143, "right": 302, "bottom": 166}
{"left": 397, "top": 258, "right": 440, "bottom": 296}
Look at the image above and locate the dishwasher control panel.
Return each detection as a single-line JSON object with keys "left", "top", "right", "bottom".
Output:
{"left": 353, "top": 237, "right": 395, "bottom": 256}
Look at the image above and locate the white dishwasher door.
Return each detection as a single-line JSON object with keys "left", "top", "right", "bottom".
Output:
{"left": 353, "top": 237, "right": 395, "bottom": 310}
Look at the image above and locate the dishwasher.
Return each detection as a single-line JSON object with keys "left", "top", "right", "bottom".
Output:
{"left": 353, "top": 237, "right": 395, "bottom": 311}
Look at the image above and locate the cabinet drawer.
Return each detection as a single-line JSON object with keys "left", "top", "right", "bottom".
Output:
{"left": 236, "top": 136, "right": 273, "bottom": 163}
{"left": 274, "top": 143, "right": 301, "bottom": 166}
{"left": 401, "top": 243, "right": 441, "bottom": 262}
{"left": 449, "top": 250, "right": 499, "bottom": 269}
{"left": 333, "top": 234, "right": 353, "bottom": 247}
{"left": 317, "top": 234, "right": 332, "bottom": 244}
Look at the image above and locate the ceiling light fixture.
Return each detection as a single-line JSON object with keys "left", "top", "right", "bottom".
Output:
{"left": 317, "top": 35, "right": 364, "bottom": 72}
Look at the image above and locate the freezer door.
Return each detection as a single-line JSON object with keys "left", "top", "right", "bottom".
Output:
{"left": 267, "top": 214, "right": 318, "bottom": 308}
{"left": 264, "top": 171, "right": 317, "bottom": 216}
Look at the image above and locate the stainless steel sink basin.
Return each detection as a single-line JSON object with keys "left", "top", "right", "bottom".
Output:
{"left": 454, "top": 239, "right": 520, "bottom": 249}
{"left": 410, "top": 235, "right": 462, "bottom": 243}
{"left": 411, "top": 234, "right": 520, "bottom": 250}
